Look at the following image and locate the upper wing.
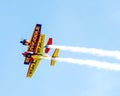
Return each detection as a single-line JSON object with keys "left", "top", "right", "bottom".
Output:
{"left": 24, "top": 24, "right": 41, "bottom": 64}
{"left": 50, "top": 48, "right": 59, "bottom": 66}
{"left": 28, "top": 24, "right": 41, "bottom": 52}
{"left": 26, "top": 58, "right": 41, "bottom": 77}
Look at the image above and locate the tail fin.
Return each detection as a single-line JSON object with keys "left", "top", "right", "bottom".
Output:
{"left": 50, "top": 48, "right": 59, "bottom": 66}
{"left": 45, "top": 38, "right": 52, "bottom": 53}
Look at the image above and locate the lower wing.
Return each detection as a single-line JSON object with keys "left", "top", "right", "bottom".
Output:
{"left": 26, "top": 58, "right": 41, "bottom": 77}
{"left": 26, "top": 34, "right": 45, "bottom": 77}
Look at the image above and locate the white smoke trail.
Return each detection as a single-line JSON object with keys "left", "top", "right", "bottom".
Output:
{"left": 56, "top": 57, "right": 120, "bottom": 71}
{"left": 40, "top": 56, "right": 120, "bottom": 71}
{"left": 48, "top": 45, "right": 120, "bottom": 60}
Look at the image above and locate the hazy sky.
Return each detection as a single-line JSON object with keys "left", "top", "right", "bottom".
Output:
{"left": 0, "top": 0, "right": 120, "bottom": 96}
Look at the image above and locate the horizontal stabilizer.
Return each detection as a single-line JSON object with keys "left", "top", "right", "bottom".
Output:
{"left": 50, "top": 48, "right": 59, "bottom": 66}
{"left": 45, "top": 38, "right": 52, "bottom": 53}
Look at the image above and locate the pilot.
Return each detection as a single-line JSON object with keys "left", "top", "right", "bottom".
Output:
{"left": 20, "top": 39, "right": 30, "bottom": 46}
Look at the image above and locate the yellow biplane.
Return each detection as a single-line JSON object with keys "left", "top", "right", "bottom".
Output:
{"left": 20, "top": 24, "right": 59, "bottom": 78}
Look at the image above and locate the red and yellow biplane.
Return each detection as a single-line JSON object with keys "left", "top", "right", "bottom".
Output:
{"left": 20, "top": 24, "right": 59, "bottom": 78}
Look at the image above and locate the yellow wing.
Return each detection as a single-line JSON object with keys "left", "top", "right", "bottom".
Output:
{"left": 28, "top": 24, "right": 41, "bottom": 52}
{"left": 35, "top": 34, "right": 45, "bottom": 55}
{"left": 24, "top": 24, "right": 41, "bottom": 64}
{"left": 26, "top": 34, "right": 45, "bottom": 77}
{"left": 26, "top": 58, "right": 41, "bottom": 78}
{"left": 50, "top": 48, "right": 60, "bottom": 66}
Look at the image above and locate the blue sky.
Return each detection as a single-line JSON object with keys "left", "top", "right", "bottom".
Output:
{"left": 0, "top": 0, "right": 120, "bottom": 96}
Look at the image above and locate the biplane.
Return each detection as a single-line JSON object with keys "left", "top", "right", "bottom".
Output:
{"left": 20, "top": 24, "right": 59, "bottom": 78}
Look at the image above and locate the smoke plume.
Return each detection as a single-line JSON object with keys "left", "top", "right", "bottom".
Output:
{"left": 48, "top": 45, "right": 120, "bottom": 60}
